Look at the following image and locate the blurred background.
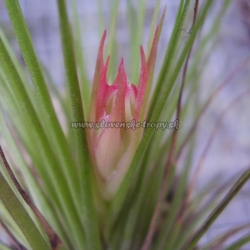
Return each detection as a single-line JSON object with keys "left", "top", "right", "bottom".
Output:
{"left": 0, "top": 0, "right": 250, "bottom": 248}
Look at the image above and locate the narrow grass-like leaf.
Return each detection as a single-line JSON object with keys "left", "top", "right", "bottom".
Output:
{"left": 0, "top": 242, "right": 14, "bottom": 250}
{"left": 0, "top": 200, "right": 28, "bottom": 247}
{"left": 0, "top": 219, "right": 26, "bottom": 250}
{"left": 155, "top": 134, "right": 196, "bottom": 250}
{"left": 0, "top": 172, "right": 50, "bottom": 250}
{"left": 146, "top": 0, "right": 162, "bottom": 57}
{"left": 154, "top": 163, "right": 189, "bottom": 250}
{"left": 0, "top": 37, "right": 84, "bottom": 249}
{"left": 0, "top": 30, "right": 34, "bottom": 105}
{"left": 143, "top": 1, "right": 200, "bottom": 246}
{"left": 3, "top": 0, "right": 85, "bottom": 233}
{"left": 0, "top": 146, "right": 63, "bottom": 249}
{"left": 225, "top": 235, "right": 250, "bottom": 250}
{"left": 201, "top": 225, "right": 250, "bottom": 250}
{"left": 56, "top": 1, "right": 101, "bottom": 249}
{"left": 71, "top": 0, "right": 90, "bottom": 115}
{"left": 0, "top": 107, "right": 61, "bottom": 238}
{"left": 130, "top": 0, "right": 146, "bottom": 84}
{"left": 2, "top": 0, "right": 88, "bottom": 240}
{"left": 41, "top": 64, "right": 69, "bottom": 117}
{"left": 185, "top": 168, "right": 250, "bottom": 250}
{"left": 107, "top": 0, "right": 120, "bottom": 80}
{"left": 109, "top": 0, "right": 193, "bottom": 226}
{"left": 148, "top": 0, "right": 186, "bottom": 119}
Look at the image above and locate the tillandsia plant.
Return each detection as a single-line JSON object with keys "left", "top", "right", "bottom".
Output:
{"left": 0, "top": 0, "right": 250, "bottom": 250}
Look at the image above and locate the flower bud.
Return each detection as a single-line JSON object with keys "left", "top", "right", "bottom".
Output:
{"left": 87, "top": 27, "right": 161, "bottom": 199}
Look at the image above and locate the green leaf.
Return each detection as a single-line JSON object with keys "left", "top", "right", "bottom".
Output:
{"left": 225, "top": 235, "right": 250, "bottom": 250}
{"left": 185, "top": 168, "right": 250, "bottom": 250}
{"left": 146, "top": 0, "right": 162, "bottom": 57}
{"left": 0, "top": 172, "right": 50, "bottom": 250}
{"left": 56, "top": 1, "right": 101, "bottom": 249}
{"left": 0, "top": 242, "right": 14, "bottom": 250}
{"left": 148, "top": 0, "right": 187, "bottom": 119}
{"left": 0, "top": 32, "right": 83, "bottom": 249}
{"left": 3, "top": 0, "right": 83, "bottom": 219}
{"left": 109, "top": 0, "right": 193, "bottom": 226}
{"left": 130, "top": 0, "right": 146, "bottom": 84}
{"left": 70, "top": 0, "right": 91, "bottom": 115}
{"left": 107, "top": 0, "right": 120, "bottom": 80}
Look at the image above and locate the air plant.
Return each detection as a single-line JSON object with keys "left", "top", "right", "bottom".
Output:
{"left": 0, "top": 0, "right": 250, "bottom": 250}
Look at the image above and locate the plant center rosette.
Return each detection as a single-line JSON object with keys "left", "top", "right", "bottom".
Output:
{"left": 87, "top": 26, "right": 162, "bottom": 200}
